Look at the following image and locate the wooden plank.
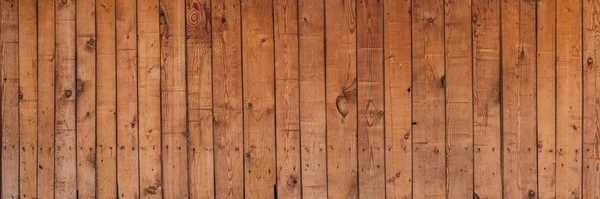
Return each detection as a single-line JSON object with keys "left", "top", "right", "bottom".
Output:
{"left": 116, "top": 0, "right": 140, "bottom": 198}
{"left": 583, "top": 0, "right": 600, "bottom": 197}
{"left": 18, "top": 0, "right": 37, "bottom": 198}
{"left": 186, "top": 0, "right": 214, "bottom": 197}
{"left": 472, "top": 0, "right": 502, "bottom": 197}
{"left": 0, "top": 0, "right": 19, "bottom": 197}
{"left": 444, "top": 0, "right": 473, "bottom": 198}
{"left": 325, "top": 0, "right": 358, "bottom": 197}
{"left": 55, "top": 0, "right": 77, "bottom": 197}
{"left": 500, "top": 0, "right": 537, "bottom": 198}
{"left": 383, "top": 0, "right": 412, "bottom": 198}
{"left": 96, "top": 0, "right": 118, "bottom": 198}
{"left": 138, "top": 0, "right": 163, "bottom": 198}
{"left": 76, "top": 0, "right": 97, "bottom": 198}
{"left": 274, "top": 0, "right": 301, "bottom": 197}
{"left": 556, "top": 0, "right": 583, "bottom": 198}
{"left": 37, "top": 0, "right": 56, "bottom": 198}
{"left": 357, "top": 0, "right": 384, "bottom": 198}
{"left": 298, "top": 0, "right": 327, "bottom": 197}
{"left": 160, "top": 0, "right": 189, "bottom": 197}
{"left": 411, "top": 0, "right": 445, "bottom": 198}
{"left": 241, "top": 0, "right": 276, "bottom": 198}
{"left": 211, "top": 0, "right": 244, "bottom": 198}
{"left": 537, "top": 0, "right": 556, "bottom": 198}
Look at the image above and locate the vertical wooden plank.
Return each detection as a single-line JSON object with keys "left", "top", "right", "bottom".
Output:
{"left": 38, "top": 0, "right": 56, "bottom": 198}
{"left": 76, "top": 0, "right": 97, "bottom": 198}
{"left": 357, "top": 0, "right": 384, "bottom": 198}
{"left": 411, "top": 0, "right": 445, "bottom": 198}
{"left": 383, "top": 0, "right": 412, "bottom": 198}
{"left": 298, "top": 0, "right": 327, "bottom": 197}
{"left": 556, "top": 0, "right": 583, "bottom": 198}
{"left": 537, "top": 0, "right": 556, "bottom": 198}
{"left": 500, "top": 0, "right": 537, "bottom": 198}
{"left": 96, "top": 0, "right": 118, "bottom": 198}
{"left": 472, "top": 0, "right": 502, "bottom": 197}
{"left": 0, "top": 0, "right": 19, "bottom": 197}
{"left": 55, "top": 0, "right": 77, "bottom": 197}
{"left": 138, "top": 0, "right": 163, "bottom": 198}
{"left": 444, "top": 0, "right": 473, "bottom": 198}
{"left": 583, "top": 0, "right": 600, "bottom": 197}
{"left": 274, "top": 0, "right": 301, "bottom": 197}
{"left": 211, "top": 0, "right": 244, "bottom": 197}
{"left": 116, "top": 0, "right": 140, "bottom": 198}
{"left": 241, "top": 0, "right": 276, "bottom": 198}
{"left": 186, "top": 0, "right": 214, "bottom": 197}
{"left": 325, "top": 0, "right": 358, "bottom": 197}
{"left": 19, "top": 0, "right": 37, "bottom": 198}
{"left": 160, "top": 0, "right": 189, "bottom": 197}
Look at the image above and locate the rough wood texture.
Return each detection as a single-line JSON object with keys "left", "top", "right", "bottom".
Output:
{"left": 584, "top": 0, "right": 600, "bottom": 197}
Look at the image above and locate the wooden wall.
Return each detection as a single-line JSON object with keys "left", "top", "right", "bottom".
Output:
{"left": 1, "top": 0, "right": 600, "bottom": 198}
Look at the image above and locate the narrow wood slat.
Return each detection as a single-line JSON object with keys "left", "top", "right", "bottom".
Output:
{"left": 556, "top": 0, "right": 583, "bottom": 198}
{"left": 357, "top": 0, "right": 385, "bottom": 197}
{"left": 96, "top": 0, "right": 118, "bottom": 197}
{"left": 138, "top": 0, "right": 163, "bottom": 198}
{"left": 186, "top": 0, "right": 215, "bottom": 197}
{"left": 500, "top": 0, "right": 537, "bottom": 198}
{"left": 241, "top": 0, "right": 276, "bottom": 198}
{"left": 76, "top": 0, "right": 97, "bottom": 197}
{"left": 298, "top": 0, "right": 327, "bottom": 197}
{"left": 211, "top": 0, "right": 244, "bottom": 198}
{"left": 19, "top": 0, "right": 37, "bottom": 198}
{"left": 383, "top": 0, "right": 412, "bottom": 198}
{"left": 37, "top": 0, "right": 56, "bottom": 198}
{"left": 583, "top": 0, "right": 600, "bottom": 196}
{"left": 472, "top": 0, "right": 502, "bottom": 197}
{"left": 325, "top": 0, "right": 358, "bottom": 197}
{"left": 274, "top": 0, "right": 301, "bottom": 197}
{"left": 55, "top": 0, "right": 77, "bottom": 197}
{"left": 116, "top": 0, "right": 140, "bottom": 198}
{"left": 160, "top": 0, "right": 189, "bottom": 197}
{"left": 444, "top": 0, "right": 473, "bottom": 198}
{"left": 411, "top": 0, "right": 446, "bottom": 198}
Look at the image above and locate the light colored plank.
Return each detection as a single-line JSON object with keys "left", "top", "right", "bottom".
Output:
{"left": 556, "top": 0, "right": 583, "bottom": 198}
{"left": 96, "top": 0, "right": 118, "bottom": 198}
{"left": 116, "top": 0, "right": 140, "bottom": 198}
{"left": 411, "top": 0, "right": 446, "bottom": 198}
{"left": 500, "top": 0, "right": 537, "bottom": 198}
{"left": 357, "top": 0, "right": 385, "bottom": 197}
{"left": 186, "top": 0, "right": 214, "bottom": 198}
{"left": 76, "top": 0, "right": 97, "bottom": 197}
{"left": 383, "top": 0, "right": 412, "bottom": 198}
{"left": 37, "top": 0, "right": 56, "bottom": 198}
{"left": 472, "top": 0, "right": 502, "bottom": 197}
{"left": 54, "top": 0, "right": 77, "bottom": 197}
{"left": 537, "top": 0, "right": 556, "bottom": 198}
{"left": 211, "top": 0, "right": 244, "bottom": 198}
{"left": 298, "top": 0, "right": 327, "bottom": 197}
{"left": 19, "top": 0, "right": 38, "bottom": 198}
{"left": 138, "top": 0, "right": 163, "bottom": 198}
{"left": 160, "top": 0, "right": 189, "bottom": 197}
{"left": 241, "top": 0, "right": 276, "bottom": 198}
{"left": 274, "top": 0, "right": 301, "bottom": 197}
{"left": 444, "top": 0, "right": 473, "bottom": 198}
{"left": 325, "top": 0, "right": 358, "bottom": 197}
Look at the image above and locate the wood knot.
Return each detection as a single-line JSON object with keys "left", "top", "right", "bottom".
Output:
{"left": 245, "top": 152, "right": 251, "bottom": 158}
{"left": 221, "top": 17, "right": 227, "bottom": 23}
{"left": 528, "top": 190, "right": 536, "bottom": 198}
{"left": 287, "top": 176, "right": 298, "bottom": 185}
{"left": 472, "top": 14, "right": 478, "bottom": 23}
{"left": 588, "top": 57, "right": 594, "bottom": 65}
{"left": 427, "top": 17, "right": 434, "bottom": 24}
{"left": 404, "top": 133, "right": 410, "bottom": 139}
{"left": 18, "top": 92, "right": 23, "bottom": 100}
{"left": 261, "top": 38, "right": 267, "bottom": 43}
{"left": 247, "top": 102, "right": 253, "bottom": 109}
{"left": 440, "top": 75, "right": 446, "bottom": 86}
{"left": 64, "top": 90, "right": 72, "bottom": 98}
{"left": 86, "top": 38, "right": 96, "bottom": 48}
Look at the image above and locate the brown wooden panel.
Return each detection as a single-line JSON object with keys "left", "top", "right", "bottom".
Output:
{"left": 472, "top": 0, "right": 502, "bottom": 197}
{"left": 556, "top": 0, "right": 583, "bottom": 198}
{"left": 444, "top": 0, "right": 473, "bottom": 198}
{"left": 274, "top": 0, "right": 301, "bottom": 197}
{"left": 325, "top": 0, "right": 358, "bottom": 198}
{"left": 383, "top": 0, "right": 412, "bottom": 198}
{"left": 298, "top": 0, "right": 327, "bottom": 198}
